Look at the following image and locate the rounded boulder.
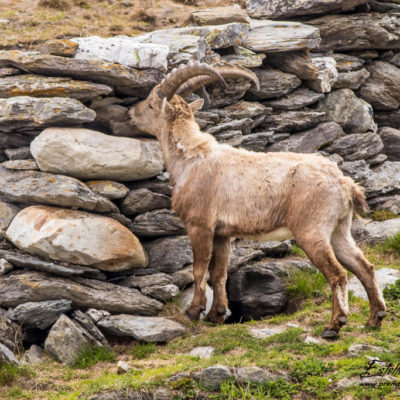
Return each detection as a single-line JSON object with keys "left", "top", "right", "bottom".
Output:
{"left": 6, "top": 206, "right": 148, "bottom": 271}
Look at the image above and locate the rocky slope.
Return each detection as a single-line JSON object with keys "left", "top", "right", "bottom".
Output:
{"left": 1, "top": 0, "right": 400, "bottom": 378}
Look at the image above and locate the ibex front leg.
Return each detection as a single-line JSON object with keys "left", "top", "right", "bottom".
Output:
{"left": 186, "top": 225, "right": 214, "bottom": 321}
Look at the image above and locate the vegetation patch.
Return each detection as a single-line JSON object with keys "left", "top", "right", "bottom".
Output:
{"left": 72, "top": 345, "right": 115, "bottom": 369}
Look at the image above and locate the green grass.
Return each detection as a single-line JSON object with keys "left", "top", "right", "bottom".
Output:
{"left": 72, "top": 346, "right": 115, "bottom": 369}
{"left": 131, "top": 343, "right": 157, "bottom": 360}
{"left": 285, "top": 269, "right": 328, "bottom": 300}
{"left": 371, "top": 210, "right": 399, "bottom": 221}
{"left": 375, "top": 232, "right": 400, "bottom": 253}
{"left": 0, "top": 363, "right": 33, "bottom": 386}
{"left": 290, "top": 243, "right": 307, "bottom": 258}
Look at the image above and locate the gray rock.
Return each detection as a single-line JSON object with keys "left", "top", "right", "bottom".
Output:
{"left": 267, "top": 50, "right": 319, "bottom": 80}
{"left": 39, "top": 39, "right": 78, "bottom": 57}
{"left": 261, "top": 110, "right": 326, "bottom": 133}
{"left": 206, "top": 78, "right": 252, "bottom": 108}
{"left": 85, "top": 181, "right": 129, "bottom": 200}
{"left": 207, "top": 118, "right": 253, "bottom": 136}
{"left": 228, "top": 261, "right": 287, "bottom": 321}
{"left": 0, "top": 96, "right": 95, "bottom": 133}
{"left": 246, "top": 0, "right": 365, "bottom": 19}
{"left": 317, "top": 89, "right": 376, "bottom": 133}
{"left": 240, "top": 131, "right": 273, "bottom": 152}
{"left": 45, "top": 314, "right": 92, "bottom": 365}
{"left": 0, "top": 201, "right": 20, "bottom": 236}
{"left": 324, "top": 132, "right": 384, "bottom": 161}
{"left": 348, "top": 343, "right": 386, "bottom": 357}
{"left": 264, "top": 88, "right": 324, "bottom": 111}
{"left": 0, "top": 74, "right": 112, "bottom": 101}
{"left": 188, "top": 346, "right": 215, "bottom": 359}
{"left": 243, "top": 19, "right": 320, "bottom": 53}
{"left": 195, "top": 366, "right": 232, "bottom": 390}
{"left": 349, "top": 50, "right": 380, "bottom": 60}
{"left": 131, "top": 180, "right": 173, "bottom": 197}
{"left": 142, "top": 236, "right": 193, "bottom": 273}
{"left": 306, "top": 56, "right": 338, "bottom": 93}
{"left": 369, "top": 0, "right": 400, "bottom": 12}
{"left": 333, "top": 68, "right": 370, "bottom": 90}
{"left": 98, "top": 315, "right": 186, "bottom": 342}
{"left": 379, "top": 127, "right": 400, "bottom": 161}
{"left": 0, "top": 51, "right": 163, "bottom": 97}
{"left": 216, "top": 100, "right": 269, "bottom": 120}
{"left": 171, "top": 266, "right": 194, "bottom": 289}
{"left": 0, "top": 67, "right": 21, "bottom": 77}
{"left": 5, "top": 146, "right": 31, "bottom": 160}
{"left": 339, "top": 160, "right": 373, "bottom": 186}
{"left": 268, "top": 121, "right": 343, "bottom": 153}
{"left": 304, "top": 336, "right": 323, "bottom": 344}
{"left": 235, "top": 366, "right": 278, "bottom": 383}
{"left": 0, "top": 167, "right": 117, "bottom": 213}
{"left": 214, "top": 130, "right": 243, "bottom": 145}
{"left": 131, "top": 209, "right": 185, "bottom": 238}
{"left": 309, "top": 13, "right": 400, "bottom": 51}
{"left": 0, "top": 259, "right": 12, "bottom": 275}
{"left": 31, "top": 128, "right": 164, "bottom": 182}
{"left": 121, "top": 272, "right": 172, "bottom": 288}
{"left": 364, "top": 161, "right": 400, "bottom": 197}
{"left": 8, "top": 299, "right": 72, "bottom": 329}
{"left": 72, "top": 310, "right": 109, "bottom": 347}
{"left": 141, "top": 284, "right": 180, "bottom": 302}
{"left": 191, "top": 6, "right": 249, "bottom": 25}
{"left": 248, "top": 326, "right": 282, "bottom": 339}
{"left": 375, "top": 109, "right": 400, "bottom": 128}
{"left": 0, "top": 307, "right": 22, "bottom": 352}
{"left": 86, "top": 309, "right": 110, "bottom": 324}
{"left": 351, "top": 218, "right": 400, "bottom": 245}
{"left": 0, "top": 342, "right": 19, "bottom": 364}
{"left": 221, "top": 52, "right": 265, "bottom": 69}
{"left": 331, "top": 53, "right": 365, "bottom": 72}
{"left": 2, "top": 159, "right": 38, "bottom": 170}
{"left": 359, "top": 61, "right": 400, "bottom": 111}
{"left": 20, "top": 345, "right": 44, "bottom": 365}
{"left": 117, "top": 360, "right": 131, "bottom": 374}
{"left": 366, "top": 153, "right": 388, "bottom": 167}
{"left": 71, "top": 36, "right": 169, "bottom": 71}
{"left": 195, "top": 110, "right": 220, "bottom": 129}
{"left": 121, "top": 188, "right": 170, "bottom": 215}
{"left": 368, "top": 195, "right": 400, "bottom": 215}
{"left": 0, "top": 271, "right": 163, "bottom": 315}
{"left": 0, "top": 248, "right": 105, "bottom": 280}
{"left": 0, "top": 132, "right": 31, "bottom": 150}
{"left": 246, "top": 67, "right": 301, "bottom": 101}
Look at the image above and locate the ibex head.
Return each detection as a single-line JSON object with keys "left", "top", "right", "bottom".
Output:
{"left": 128, "top": 61, "right": 260, "bottom": 137}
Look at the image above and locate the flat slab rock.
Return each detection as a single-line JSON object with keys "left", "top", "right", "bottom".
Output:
{"left": 6, "top": 206, "right": 148, "bottom": 271}
{"left": 0, "top": 74, "right": 112, "bottom": 101}
{"left": 246, "top": 0, "right": 366, "bottom": 19}
{"left": 242, "top": 19, "right": 320, "bottom": 53}
{"left": 379, "top": 127, "right": 400, "bottom": 161}
{"left": 351, "top": 218, "right": 400, "bottom": 245}
{"left": 71, "top": 36, "right": 169, "bottom": 71}
{"left": 97, "top": 315, "right": 186, "bottom": 342}
{"left": 0, "top": 96, "right": 95, "bottom": 133}
{"left": 31, "top": 127, "right": 163, "bottom": 182}
{"left": 39, "top": 39, "right": 78, "bottom": 57}
{"left": 0, "top": 51, "right": 163, "bottom": 97}
{"left": 309, "top": 13, "right": 400, "bottom": 51}
{"left": 0, "top": 271, "right": 163, "bottom": 315}
{"left": 121, "top": 188, "right": 170, "bottom": 215}
{"left": 348, "top": 268, "right": 400, "bottom": 300}
{"left": 264, "top": 88, "right": 324, "bottom": 111}
{"left": 85, "top": 180, "right": 129, "bottom": 200}
{"left": 0, "top": 166, "right": 117, "bottom": 213}
{"left": 191, "top": 6, "right": 249, "bottom": 26}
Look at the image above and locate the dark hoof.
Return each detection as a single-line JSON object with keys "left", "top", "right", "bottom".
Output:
{"left": 206, "top": 312, "right": 225, "bottom": 324}
{"left": 185, "top": 308, "right": 200, "bottom": 321}
{"left": 321, "top": 329, "right": 339, "bottom": 339}
{"left": 338, "top": 316, "right": 347, "bottom": 326}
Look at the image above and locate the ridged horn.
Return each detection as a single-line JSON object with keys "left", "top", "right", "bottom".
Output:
{"left": 176, "top": 65, "right": 260, "bottom": 98}
{"left": 159, "top": 61, "right": 226, "bottom": 100}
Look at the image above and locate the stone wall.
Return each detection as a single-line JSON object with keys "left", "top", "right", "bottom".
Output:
{"left": 1, "top": 1, "right": 400, "bottom": 365}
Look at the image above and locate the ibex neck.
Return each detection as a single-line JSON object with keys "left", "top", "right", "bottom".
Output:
{"left": 158, "top": 118, "right": 217, "bottom": 188}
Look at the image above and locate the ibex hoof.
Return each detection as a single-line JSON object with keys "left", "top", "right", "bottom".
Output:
{"left": 377, "top": 311, "right": 387, "bottom": 319}
{"left": 338, "top": 316, "right": 347, "bottom": 326}
{"left": 185, "top": 307, "right": 200, "bottom": 321}
{"left": 321, "top": 328, "right": 339, "bottom": 339}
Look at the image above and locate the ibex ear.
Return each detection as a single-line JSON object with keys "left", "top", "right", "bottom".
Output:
{"left": 189, "top": 99, "right": 204, "bottom": 113}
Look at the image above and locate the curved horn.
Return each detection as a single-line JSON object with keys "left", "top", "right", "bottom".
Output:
{"left": 176, "top": 65, "right": 260, "bottom": 98}
{"left": 159, "top": 61, "right": 226, "bottom": 100}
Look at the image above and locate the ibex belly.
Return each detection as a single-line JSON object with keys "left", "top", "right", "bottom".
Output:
{"left": 241, "top": 227, "right": 294, "bottom": 242}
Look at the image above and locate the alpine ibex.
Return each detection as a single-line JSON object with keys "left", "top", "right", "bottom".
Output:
{"left": 129, "top": 61, "right": 386, "bottom": 338}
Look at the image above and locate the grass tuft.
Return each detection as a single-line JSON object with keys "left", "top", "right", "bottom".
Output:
{"left": 375, "top": 232, "right": 400, "bottom": 253}
{"left": 285, "top": 269, "right": 327, "bottom": 300}
{"left": 131, "top": 343, "right": 157, "bottom": 360}
{"left": 290, "top": 243, "right": 307, "bottom": 258}
{"left": 371, "top": 210, "right": 398, "bottom": 221}
{"left": 0, "top": 363, "right": 33, "bottom": 386}
{"left": 73, "top": 346, "right": 115, "bottom": 369}
{"left": 38, "top": 0, "right": 71, "bottom": 10}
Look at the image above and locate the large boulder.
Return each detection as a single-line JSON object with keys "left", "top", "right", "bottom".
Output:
{"left": 0, "top": 75, "right": 112, "bottom": 101}
{"left": 0, "top": 271, "right": 163, "bottom": 315}
{"left": 31, "top": 128, "right": 163, "bottom": 182}
{"left": 0, "top": 51, "right": 163, "bottom": 97}
{"left": 309, "top": 13, "right": 400, "bottom": 51}
{"left": 318, "top": 89, "right": 376, "bottom": 133}
{"left": 242, "top": 19, "right": 320, "bottom": 53}
{"left": 0, "top": 96, "right": 95, "bottom": 133}
{"left": 6, "top": 206, "right": 148, "bottom": 272}
{"left": 0, "top": 166, "right": 117, "bottom": 213}
{"left": 359, "top": 61, "right": 400, "bottom": 111}
{"left": 97, "top": 315, "right": 186, "bottom": 342}
{"left": 246, "top": 0, "right": 366, "bottom": 19}
{"left": 71, "top": 36, "right": 169, "bottom": 71}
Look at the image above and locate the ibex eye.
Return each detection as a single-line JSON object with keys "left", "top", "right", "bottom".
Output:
{"left": 149, "top": 104, "right": 154, "bottom": 110}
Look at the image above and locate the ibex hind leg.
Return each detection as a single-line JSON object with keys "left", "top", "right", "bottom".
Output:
{"left": 296, "top": 236, "right": 349, "bottom": 339}
{"left": 185, "top": 225, "right": 214, "bottom": 321}
{"left": 331, "top": 223, "right": 386, "bottom": 328}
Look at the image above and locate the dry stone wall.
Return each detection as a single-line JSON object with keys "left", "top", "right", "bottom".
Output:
{"left": 1, "top": 1, "right": 400, "bottom": 365}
